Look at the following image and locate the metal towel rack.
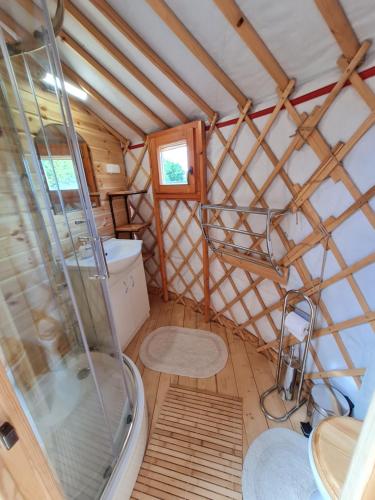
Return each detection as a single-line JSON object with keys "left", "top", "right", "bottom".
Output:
{"left": 199, "top": 204, "right": 289, "bottom": 284}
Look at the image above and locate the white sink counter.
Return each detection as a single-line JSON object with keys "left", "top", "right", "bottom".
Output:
{"left": 66, "top": 238, "right": 142, "bottom": 275}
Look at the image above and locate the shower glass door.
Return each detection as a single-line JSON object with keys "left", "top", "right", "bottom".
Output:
{"left": 0, "top": 2, "right": 133, "bottom": 498}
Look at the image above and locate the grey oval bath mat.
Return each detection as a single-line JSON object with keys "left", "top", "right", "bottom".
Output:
{"left": 139, "top": 326, "right": 228, "bottom": 378}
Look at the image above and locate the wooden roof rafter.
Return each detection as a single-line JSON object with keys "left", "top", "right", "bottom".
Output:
{"left": 62, "top": 64, "right": 146, "bottom": 140}
{"left": 14, "top": 0, "right": 149, "bottom": 138}
{"left": 213, "top": 0, "right": 290, "bottom": 91}
{"left": 0, "top": 3, "right": 135, "bottom": 144}
{"left": 90, "top": 0, "right": 215, "bottom": 121}
{"left": 0, "top": 7, "right": 29, "bottom": 42}
{"left": 84, "top": 108, "right": 129, "bottom": 147}
{"left": 64, "top": 0, "right": 188, "bottom": 124}
{"left": 146, "top": 0, "right": 249, "bottom": 108}
{"left": 59, "top": 30, "right": 167, "bottom": 130}
{"left": 17, "top": 0, "right": 167, "bottom": 131}
{"left": 315, "top": 0, "right": 361, "bottom": 60}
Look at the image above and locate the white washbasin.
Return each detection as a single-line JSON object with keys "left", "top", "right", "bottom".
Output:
{"left": 66, "top": 238, "right": 142, "bottom": 275}
{"left": 104, "top": 238, "right": 142, "bottom": 274}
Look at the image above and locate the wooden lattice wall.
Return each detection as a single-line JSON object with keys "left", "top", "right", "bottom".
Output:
{"left": 124, "top": 6, "right": 375, "bottom": 397}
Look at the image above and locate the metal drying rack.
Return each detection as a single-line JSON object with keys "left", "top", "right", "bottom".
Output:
{"left": 199, "top": 204, "right": 288, "bottom": 279}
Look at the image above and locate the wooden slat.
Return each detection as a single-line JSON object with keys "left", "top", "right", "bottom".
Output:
{"left": 132, "top": 385, "right": 243, "bottom": 499}
{"left": 60, "top": 31, "right": 166, "bottom": 129}
{"left": 246, "top": 252, "right": 375, "bottom": 328}
{"left": 257, "top": 312, "right": 375, "bottom": 353}
{"left": 283, "top": 192, "right": 375, "bottom": 267}
{"left": 213, "top": 0, "right": 289, "bottom": 90}
{"left": 64, "top": 0, "right": 188, "bottom": 123}
{"left": 90, "top": 0, "right": 215, "bottom": 120}
{"left": 0, "top": 7, "right": 30, "bottom": 41}
{"left": 218, "top": 252, "right": 289, "bottom": 285}
{"left": 306, "top": 368, "right": 366, "bottom": 380}
{"left": 146, "top": 0, "right": 248, "bottom": 107}
{"left": 115, "top": 222, "right": 151, "bottom": 232}
{"left": 315, "top": 0, "right": 360, "bottom": 59}
{"left": 337, "top": 57, "right": 375, "bottom": 110}
{"left": 85, "top": 108, "right": 129, "bottom": 145}
{"left": 62, "top": 64, "right": 146, "bottom": 140}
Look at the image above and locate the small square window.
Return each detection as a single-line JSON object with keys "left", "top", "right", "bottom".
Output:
{"left": 159, "top": 140, "right": 189, "bottom": 186}
{"left": 149, "top": 120, "right": 205, "bottom": 200}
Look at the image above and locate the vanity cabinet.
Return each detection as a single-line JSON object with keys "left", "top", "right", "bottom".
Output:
{"left": 108, "top": 255, "right": 150, "bottom": 351}
{"left": 67, "top": 242, "right": 150, "bottom": 352}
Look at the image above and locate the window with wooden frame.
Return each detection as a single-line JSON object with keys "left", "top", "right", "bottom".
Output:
{"left": 148, "top": 121, "right": 205, "bottom": 200}
{"left": 35, "top": 124, "right": 99, "bottom": 214}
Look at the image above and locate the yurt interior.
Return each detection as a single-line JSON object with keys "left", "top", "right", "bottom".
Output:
{"left": 1, "top": 1, "right": 375, "bottom": 499}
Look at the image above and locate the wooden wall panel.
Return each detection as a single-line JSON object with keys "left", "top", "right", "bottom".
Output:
{"left": 0, "top": 60, "right": 127, "bottom": 387}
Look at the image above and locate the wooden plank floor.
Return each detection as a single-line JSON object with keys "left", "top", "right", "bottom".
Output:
{"left": 125, "top": 294, "right": 306, "bottom": 459}
{"left": 132, "top": 385, "right": 243, "bottom": 500}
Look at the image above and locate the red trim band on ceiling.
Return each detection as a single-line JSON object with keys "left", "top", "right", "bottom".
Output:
{"left": 128, "top": 65, "right": 375, "bottom": 150}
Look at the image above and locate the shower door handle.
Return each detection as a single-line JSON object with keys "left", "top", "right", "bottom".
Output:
{"left": 81, "top": 235, "right": 110, "bottom": 280}
{"left": 0, "top": 422, "right": 19, "bottom": 450}
{"left": 98, "top": 236, "right": 110, "bottom": 279}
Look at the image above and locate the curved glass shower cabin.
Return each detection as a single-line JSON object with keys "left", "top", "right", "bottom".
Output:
{"left": 0, "top": 2, "right": 135, "bottom": 498}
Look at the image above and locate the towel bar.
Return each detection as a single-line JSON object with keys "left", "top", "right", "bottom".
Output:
{"left": 198, "top": 203, "right": 289, "bottom": 284}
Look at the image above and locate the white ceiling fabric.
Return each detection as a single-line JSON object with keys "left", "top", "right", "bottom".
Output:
{"left": 3, "top": 0, "right": 375, "bottom": 141}
{"left": 58, "top": 0, "right": 375, "bottom": 142}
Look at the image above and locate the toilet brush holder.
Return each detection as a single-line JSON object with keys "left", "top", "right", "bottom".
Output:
{"left": 278, "top": 347, "right": 302, "bottom": 401}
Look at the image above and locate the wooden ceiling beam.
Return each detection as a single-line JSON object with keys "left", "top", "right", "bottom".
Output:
{"left": 0, "top": 4, "right": 132, "bottom": 144}
{"left": 315, "top": 0, "right": 360, "bottom": 60}
{"left": 60, "top": 31, "right": 167, "bottom": 129}
{"left": 62, "top": 63, "right": 146, "bottom": 140}
{"left": 90, "top": 0, "right": 215, "bottom": 120}
{"left": 213, "top": 0, "right": 289, "bottom": 91}
{"left": 17, "top": 0, "right": 146, "bottom": 140}
{"left": 85, "top": 108, "right": 129, "bottom": 146}
{"left": 146, "top": 0, "right": 248, "bottom": 107}
{"left": 0, "top": 7, "right": 30, "bottom": 42}
{"left": 64, "top": 0, "right": 188, "bottom": 124}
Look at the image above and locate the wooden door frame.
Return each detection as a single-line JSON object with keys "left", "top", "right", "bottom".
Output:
{"left": 0, "top": 360, "right": 64, "bottom": 500}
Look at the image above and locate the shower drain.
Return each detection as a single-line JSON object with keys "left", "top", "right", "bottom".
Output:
{"left": 77, "top": 367, "right": 90, "bottom": 380}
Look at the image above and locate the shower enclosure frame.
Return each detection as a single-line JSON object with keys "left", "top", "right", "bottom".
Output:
{"left": 39, "top": 0, "right": 134, "bottom": 411}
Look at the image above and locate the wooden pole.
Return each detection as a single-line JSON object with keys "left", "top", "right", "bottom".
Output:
{"left": 153, "top": 197, "right": 169, "bottom": 302}
{"left": 199, "top": 121, "right": 210, "bottom": 320}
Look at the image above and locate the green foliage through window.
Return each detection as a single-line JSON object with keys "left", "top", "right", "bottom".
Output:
{"left": 160, "top": 142, "right": 188, "bottom": 185}
{"left": 41, "top": 156, "right": 78, "bottom": 191}
{"left": 162, "top": 159, "right": 186, "bottom": 184}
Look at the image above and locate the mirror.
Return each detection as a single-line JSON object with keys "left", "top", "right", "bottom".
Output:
{"left": 35, "top": 124, "right": 99, "bottom": 213}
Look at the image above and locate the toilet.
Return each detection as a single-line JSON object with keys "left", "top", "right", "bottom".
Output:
{"left": 243, "top": 360, "right": 375, "bottom": 499}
